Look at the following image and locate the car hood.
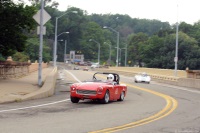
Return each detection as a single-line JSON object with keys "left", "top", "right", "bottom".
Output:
{"left": 76, "top": 82, "right": 107, "bottom": 90}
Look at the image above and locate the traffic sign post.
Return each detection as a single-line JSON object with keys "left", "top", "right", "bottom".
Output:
{"left": 33, "top": 4, "right": 51, "bottom": 86}
{"left": 33, "top": 9, "right": 51, "bottom": 26}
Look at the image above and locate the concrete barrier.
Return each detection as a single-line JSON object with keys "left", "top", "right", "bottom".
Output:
{"left": 96, "top": 67, "right": 200, "bottom": 89}
{"left": 21, "top": 67, "right": 58, "bottom": 101}
{"left": 178, "top": 78, "right": 200, "bottom": 90}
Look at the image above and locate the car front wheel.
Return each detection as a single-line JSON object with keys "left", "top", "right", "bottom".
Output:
{"left": 70, "top": 96, "right": 79, "bottom": 103}
{"left": 118, "top": 91, "right": 125, "bottom": 101}
{"left": 100, "top": 90, "right": 110, "bottom": 104}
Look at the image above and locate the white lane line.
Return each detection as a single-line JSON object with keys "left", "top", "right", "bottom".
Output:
{"left": 153, "top": 82, "right": 200, "bottom": 94}
{"left": 64, "top": 70, "right": 82, "bottom": 83}
{"left": 0, "top": 99, "right": 70, "bottom": 113}
{"left": 0, "top": 70, "right": 81, "bottom": 113}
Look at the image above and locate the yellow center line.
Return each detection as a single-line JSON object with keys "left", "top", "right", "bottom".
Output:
{"left": 86, "top": 72, "right": 178, "bottom": 133}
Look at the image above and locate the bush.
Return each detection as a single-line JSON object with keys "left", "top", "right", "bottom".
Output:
{"left": 12, "top": 52, "right": 29, "bottom": 62}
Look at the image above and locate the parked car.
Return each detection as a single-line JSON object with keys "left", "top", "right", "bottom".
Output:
{"left": 73, "top": 66, "right": 79, "bottom": 70}
{"left": 91, "top": 63, "right": 99, "bottom": 68}
{"left": 70, "top": 72, "right": 127, "bottom": 104}
{"left": 134, "top": 72, "right": 151, "bottom": 84}
{"left": 83, "top": 67, "right": 89, "bottom": 71}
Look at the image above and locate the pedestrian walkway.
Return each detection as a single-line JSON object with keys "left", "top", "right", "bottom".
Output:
{"left": 0, "top": 67, "right": 54, "bottom": 104}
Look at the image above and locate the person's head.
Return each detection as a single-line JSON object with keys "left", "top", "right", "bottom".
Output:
{"left": 107, "top": 74, "right": 114, "bottom": 82}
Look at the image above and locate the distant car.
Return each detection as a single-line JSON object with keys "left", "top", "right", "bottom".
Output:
{"left": 134, "top": 72, "right": 151, "bottom": 84}
{"left": 70, "top": 72, "right": 127, "bottom": 104}
{"left": 91, "top": 63, "right": 99, "bottom": 68}
{"left": 83, "top": 67, "right": 89, "bottom": 71}
{"left": 73, "top": 66, "right": 79, "bottom": 70}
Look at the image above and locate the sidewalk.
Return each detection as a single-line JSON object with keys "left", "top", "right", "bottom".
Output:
{"left": 0, "top": 67, "right": 55, "bottom": 104}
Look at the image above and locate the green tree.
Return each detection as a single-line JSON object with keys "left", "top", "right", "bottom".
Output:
{"left": 25, "top": 38, "right": 51, "bottom": 63}
{"left": 127, "top": 33, "right": 148, "bottom": 67}
{"left": 143, "top": 32, "right": 200, "bottom": 70}
{"left": 0, "top": 1, "right": 36, "bottom": 57}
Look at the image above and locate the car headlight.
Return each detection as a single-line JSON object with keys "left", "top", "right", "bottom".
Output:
{"left": 71, "top": 87, "right": 76, "bottom": 92}
{"left": 70, "top": 84, "right": 77, "bottom": 92}
{"left": 97, "top": 86, "right": 103, "bottom": 94}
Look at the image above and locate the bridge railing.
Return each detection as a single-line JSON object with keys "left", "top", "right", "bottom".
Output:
{"left": 95, "top": 67, "right": 200, "bottom": 89}
{"left": 0, "top": 61, "right": 48, "bottom": 79}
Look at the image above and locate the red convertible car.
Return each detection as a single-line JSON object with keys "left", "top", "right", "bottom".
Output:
{"left": 70, "top": 72, "right": 127, "bottom": 104}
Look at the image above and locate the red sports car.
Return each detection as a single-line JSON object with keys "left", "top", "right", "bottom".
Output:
{"left": 70, "top": 72, "right": 127, "bottom": 104}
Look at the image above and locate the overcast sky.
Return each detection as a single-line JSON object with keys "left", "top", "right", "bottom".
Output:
{"left": 54, "top": 0, "right": 200, "bottom": 25}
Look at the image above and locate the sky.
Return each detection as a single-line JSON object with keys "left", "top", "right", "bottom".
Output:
{"left": 20, "top": 0, "right": 200, "bottom": 25}
{"left": 53, "top": 0, "right": 200, "bottom": 25}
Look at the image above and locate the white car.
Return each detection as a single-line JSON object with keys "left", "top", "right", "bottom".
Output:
{"left": 134, "top": 72, "right": 151, "bottom": 84}
{"left": 91, "top": 63, "right": 99, "bottom": 68}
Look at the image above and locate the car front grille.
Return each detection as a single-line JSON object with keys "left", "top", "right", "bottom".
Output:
{"left": 76, "top": 90, "right": 97, "bottom": 95}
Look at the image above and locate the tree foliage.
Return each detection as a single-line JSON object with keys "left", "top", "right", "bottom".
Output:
{"left": 1, "top": 1, "right": 200, "bottom": 69}
{"left": 0, "top": 0, "right": 36, "bottom": 57}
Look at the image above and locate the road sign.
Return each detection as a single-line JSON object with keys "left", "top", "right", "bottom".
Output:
{"left": 33, "top": 9, "right": 51, "bottom": 25}
{"left": 174, "top": 57, "right": 178, "bottom": 62}
{"left": 37, "top": 26, "right": 46, "bottom": 35}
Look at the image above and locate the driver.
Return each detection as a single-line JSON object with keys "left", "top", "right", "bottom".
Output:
{"left": 107, "top": 74, "right": 114, "bottom": 82}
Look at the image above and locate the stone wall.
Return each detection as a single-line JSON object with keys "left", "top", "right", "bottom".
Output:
{"left": 0, "top": 60, "right": 48, "bottom": 79}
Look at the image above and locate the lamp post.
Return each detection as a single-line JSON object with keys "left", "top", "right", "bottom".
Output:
{"left": 64, "top": 40, "right": 67, "bottom": 63}
{"left": 121, "top": 48, "right": 127, "bottom": 67}
{"left": 89, "top": 39, "right": 100, "bottom": 65}
{"left": 103, "top": 26, "right": 119, "bottom": 67}
{"left": 54, "top": 11, "right": 77, "bottom": 67}
{"left": 55, "top": 32, "right": 69, "bottom": 63}
{"left": 104, "top": 42, "right": 111, "bottom": 65}
{"left": 115, "top": 47, "right": 121, "bottom": 66}
{"left": 174, "top": 3, "right": 179, "bottom": 76}
{"left": 122, "top": 43, "right": 128, "bottom": 67}
{"left": 57, "top": 32, "right": 69, "bottom": 37}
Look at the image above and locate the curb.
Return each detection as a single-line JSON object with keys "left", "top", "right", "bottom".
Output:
{"left": 21, "top": 67, "right": 58, "bottom": 101}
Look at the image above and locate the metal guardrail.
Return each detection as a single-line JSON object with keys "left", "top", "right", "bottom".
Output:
{"left": 95, "top": 68, "right": 179, "bottom": 82}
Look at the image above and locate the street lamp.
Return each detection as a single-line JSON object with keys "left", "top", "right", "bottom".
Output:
{"left": 103, "top": 26, "right": 119, "bottom": 67}
{"left": 122, "top": 43, "right": 128, "bottom": 67}
{"left": 57, "top": 31, "right": 69, "bottom": 37}
{"left": 121, "top": 48, "right": 127, "bottom": 67}
{"left": 104, "top": 42, "right": 111, "bottom": 65}
{"left": 60, "top": 32, "right": 70, "bottom": 63}
{"left": 54, "top": 11, "right": 78, "bottom": 67}
{"left": 174, "top": 3, "right": 179, "bottom": 76}
{"left": 89, "top": 39, "right": 100, "bottom": 65}
{"left": 55, "top": 32, "right": 69, "bottom": 63}
{"left": 115, "top": 47, "right": 121, "bottom": 66}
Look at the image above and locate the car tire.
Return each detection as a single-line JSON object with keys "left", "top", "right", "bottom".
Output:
{"left": 135, "top": 80, "right": 138, "bottom": 83}
{"left": 70, "top": 96, "right": 79, "bottom": 103}
{"left": 100, "top": 90, "right": 110, "bottom": 104}
{"left": 118, "top": 91, "right": 125, "bottom": 101}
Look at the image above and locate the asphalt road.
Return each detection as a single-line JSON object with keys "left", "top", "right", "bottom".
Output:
{"left": 0, "top": 66, "right": 200, "bottom": 133}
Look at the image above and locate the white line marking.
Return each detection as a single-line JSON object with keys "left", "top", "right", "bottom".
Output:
{"left": 0, "top": 70, "right": 82, "bottom": 113}
{"left": 64, "top": 70, "right": 82, "bottom": 83}
{"left": 153, "top": 82, "right": 200, "bottom": 94}
{"left": 0, "top": 99, "right": 70, "bottom": 113}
